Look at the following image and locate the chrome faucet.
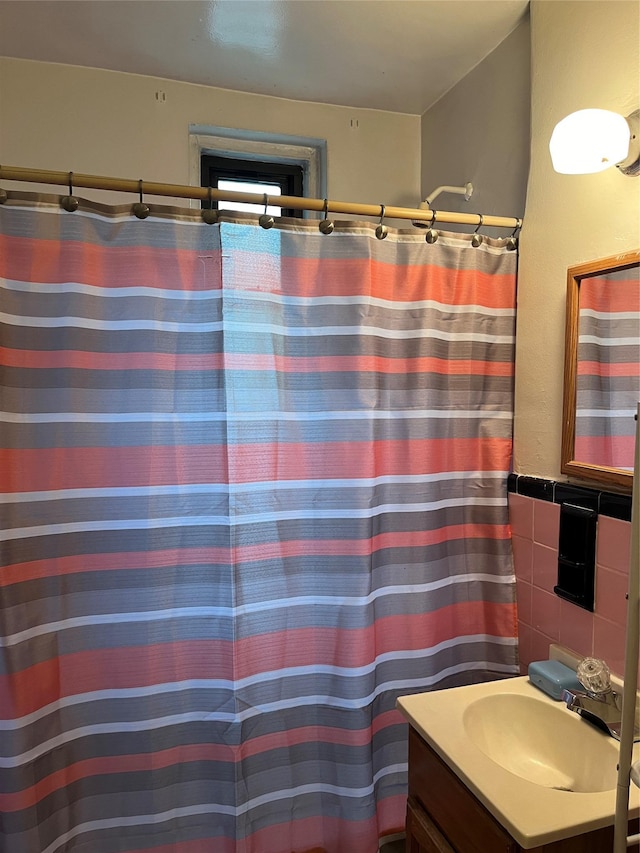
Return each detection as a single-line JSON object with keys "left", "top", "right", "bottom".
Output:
{"left": 561, "top": 657, "right": 640, "bottom": 742}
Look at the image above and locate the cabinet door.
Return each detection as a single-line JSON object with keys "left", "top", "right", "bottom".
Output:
{"left": 406, "top": 796, "right": 455, "bottom": 853}
{"left": 408, "top": 728, "right": 518, "bottom": 853}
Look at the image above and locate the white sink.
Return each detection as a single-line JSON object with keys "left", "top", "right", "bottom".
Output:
{"left": 397, "top": 675, "right": 640, "bottom": 849}
{"left": 462, "top": 692, "right": 619, "bottom": 792}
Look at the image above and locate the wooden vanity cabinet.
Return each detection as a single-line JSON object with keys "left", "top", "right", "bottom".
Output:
{"left": 406, "top": 726, "right": 639, "bottom": 853}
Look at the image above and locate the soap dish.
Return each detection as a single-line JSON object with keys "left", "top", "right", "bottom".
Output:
{"left": 528, "top": 659, "right": 583, "bottom": 701}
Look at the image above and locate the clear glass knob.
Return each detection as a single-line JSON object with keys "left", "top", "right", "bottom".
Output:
{"left": 577, "top": 657, "right": 611, "bottom": 694}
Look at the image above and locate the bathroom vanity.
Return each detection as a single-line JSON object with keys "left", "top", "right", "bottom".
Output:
{"left": 406, "top": 726, "right": 638, "bottom": 852}
{"left": 398, "top": 677, "right": 640, "bottom": 852}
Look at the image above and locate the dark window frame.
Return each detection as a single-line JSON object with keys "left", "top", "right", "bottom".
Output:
{"left": 201, "top": 155, "right": 304, "bottom": 218}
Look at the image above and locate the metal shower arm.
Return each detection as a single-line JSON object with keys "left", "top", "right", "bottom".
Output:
{"left": 422, "top": 182, "right": 473, "bottom": 208}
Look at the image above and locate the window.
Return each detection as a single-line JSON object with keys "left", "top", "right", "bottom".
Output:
{"left": 189, "top": 126, "right": 326, "bottom": 219}
{"left": 201, "top": 154, "right": 304, "bottom": 218}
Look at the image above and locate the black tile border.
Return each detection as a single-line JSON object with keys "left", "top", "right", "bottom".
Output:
{"left": 516, "top": 476, "right": 555, "bottom": 502}
{"left": 599, "top": 491, "right": 634, "bottom": 522}
{"left": 554, "top": 483, "right": 599, "bottom": 513}
{"left": 507, "top": 474, "right": 632, "bottom": 522}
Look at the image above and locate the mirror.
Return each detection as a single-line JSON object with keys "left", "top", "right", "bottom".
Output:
{"left": 562, "top": 249, "right": 640, "bottom": 491}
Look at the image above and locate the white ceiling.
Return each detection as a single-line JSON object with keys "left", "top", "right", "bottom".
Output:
{"left": 0, "top": 0, "right": 529, "bottom": 115}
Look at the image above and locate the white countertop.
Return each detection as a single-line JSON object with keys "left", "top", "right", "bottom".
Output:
{"left": 397, "top": 675, "right": 640, "bottom": 849}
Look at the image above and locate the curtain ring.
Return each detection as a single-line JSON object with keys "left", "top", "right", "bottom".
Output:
{"left": 375, "top": 204, "right": 388, "bottom": 240}
{"left": 471, "top": 214, "right": 484, "bottom": 247}
{"left": 202, "top": 186, "right": 218, "bottom": 224}
{"left": 425, "top": 209, "right": 439, "bottom": 244}
{"left": 319, "top": 198, "right": 334, "bottom": 234}
{"left": 506, "top": 218, "right": 522, "bottom": 251}
{"left": 133, "top": 179, "right": 150, "bottom": 219}
{"left": 61, "top": 170, "right": 79, "bottom": 212}
{"left": 259, "top": 192, "right": 275, "bottom": 229}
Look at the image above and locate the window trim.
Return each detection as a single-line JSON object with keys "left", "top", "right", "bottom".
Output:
{"left": 189, "top": 126, "right": 326, "bottom": 218}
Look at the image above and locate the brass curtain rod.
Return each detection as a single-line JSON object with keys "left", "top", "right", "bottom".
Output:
{"left": 0, "top": 165, "right": 523, "bottom": 230}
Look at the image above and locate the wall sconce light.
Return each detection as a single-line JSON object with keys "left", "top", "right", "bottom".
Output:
{"left": 549, "top": 108, "right": 639, "bottom": 176}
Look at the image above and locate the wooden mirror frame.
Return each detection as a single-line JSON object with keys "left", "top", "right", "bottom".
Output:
{"left": 561, "top": 249, "right": 640, "bottom": 492}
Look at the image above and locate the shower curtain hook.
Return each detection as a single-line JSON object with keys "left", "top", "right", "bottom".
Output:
{"left": 61, "top": 171, "right": 79, "bottom": 212}
{"left": 471, "top": 214, "right": 484, "bottom": 248}
{"left": 319, "top": 198, "right": 334, "bottom": 234}
{"left": 425, "top": 210, "right": 439, "bottom": 244}
{"left": 133, "top": 179, "right": 150, "bottom": 219}
{"left": 202, "top": 186, "right": 218, "bottom": 224}
{"left": 506, "top": 218, "right": 522, "bottom": 251}
{"left": 375, "top": 204, "right": 388, "bottom": 240}
{"left": 259, "top": 192, "right": 275, "bottom": 229}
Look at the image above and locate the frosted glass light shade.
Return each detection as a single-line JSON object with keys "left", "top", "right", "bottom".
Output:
{"left": 549, "top": 109, "right": 630, "bottom": 174}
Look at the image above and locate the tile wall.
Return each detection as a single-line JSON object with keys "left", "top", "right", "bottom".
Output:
{"left": 508, "top": 477, "right": 634, "bottom": 679}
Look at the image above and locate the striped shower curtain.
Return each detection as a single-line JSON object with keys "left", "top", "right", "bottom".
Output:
{"left": 0, "top": 193, "right": 518, "bottom": 853}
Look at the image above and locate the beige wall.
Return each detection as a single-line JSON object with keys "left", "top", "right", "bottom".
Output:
{"left": 420, "top": 17, "right": 530, "bottom": 224}
{"left": 0, "top": 57, "right": 421, "bottom": 212}
{"left": 514, "top": 0, "right": 640, "bottom": 481}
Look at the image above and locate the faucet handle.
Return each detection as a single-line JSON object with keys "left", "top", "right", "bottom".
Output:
{"left": 577, "top": 657, "right": 611, "bottom": 695}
